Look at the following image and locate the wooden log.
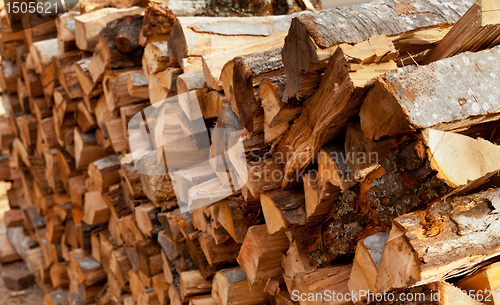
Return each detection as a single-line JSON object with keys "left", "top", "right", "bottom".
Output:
{"left": 217, "top": 197, "right": 263, "bottom": 243}
{"left": 74, "top": 128, "right": 112, "bottom": 170}
{"left": 280, "top": 0, "right": 473, "bottom": 100}
{"left": 109, "top": 247, "right": 133, "bottom": 290}
{"left": 74, "top": 57, "right": 101, "bottom": 98}
{"left": 141, "top": 3, "right": 176, "bottom": 43}
{"left": 55, "top": 10, "right": 79, "bottom": 53}
{"left": 277, "top": 40, "right": 397, "bottom": 188}
{"left": 179, "top": 270, "right": 212, "bottom": 303}
{"left": 348, "top": 231, "right": 389, "bottom": 301}
{"left": 4, "top": 209, "right": 24, "bottom": 227}
{"left": 53, "top": 50, "right": 84, "bottom": 100}
{"left": 237, "top": 224, "right": 289, "bottom": 284}
{"left": 229, "top": 47, "right": 283, "bottom": 132}
{"left": 89, "top": 16, "right": 144, "bottom": 83}
{"left": 103, "top": 68, "right": 147, "bottom": 111}
{"left": 30, "top": 38, "right": 61, "bottom": 75}
{"left": 303, "top": 171, "right": 340, "bottom": 220}
{"left": 120, "top": 153, "right": 145, "bottom": 198}
{"left": 142, "top": 41, "right": 170, "bottom": 77}
{"left": 212, "top": 267, "right": 270, "bottom": 305}
{"left": 202, "top": 31, "right": 287, "bottom": 91}
{"left": 423, "top": 0, "right": 500, "bottom": 64}
{"left": 87, "top": 154, "right": 121, "bottom": 193}
{"left": 0, "top": 233, "right": 22, "bottom": 263}
{"left": 135, "top": 202, "right": 162, "bottom": 238}
{"left": 127, "top": 72, "right": 149, "bottom": 99}
{"left": 0, "top": 59, "right": 18, "bottom": 94}
{"left": 116, "top": 15, "right": 143, "bottom": 53}
{"left": 259, "top": 75, "right": 301, "bottom": 130}
{"left": 168, "top": 15, "right": 294, "bottom": 63}
{"left": 136, "top": 238, "right": 163, "bottom": 277}
{"left": 69, "top": 248, "right": 106, "bottom": 286}
{"left": 74, "top": 7, "right": 145, "bottom": 52}
{"left": 75, "top": 102, "right": 96, "bottom": 133}
{"left": 260, "top": 188, "right": 307, "bottom": 234}
{"left": 376, "top": 188, "right": 500, "bottom": 293}
{"left": 293, "top": 264, "right": 352, "bottom": 305}
{"left": 50, "top": 262, "right": 70, "bottom": 289}
{"left": 456, "top": 260, "right": 500, "bottom": 305}
{"left": 83, "top": 191, "right": 111, "bottom": 225}
{"left": 360, "top": 44, "right": 500, "bottom": 141}
{"left": 197, "top": 232, "right": 241, "bottom": 266}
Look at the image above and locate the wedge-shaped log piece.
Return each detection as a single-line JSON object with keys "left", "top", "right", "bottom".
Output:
{"left": 69, "top": 248, "right": 106, "bottom": 286}
{"left": 423, "top": 0, "right": 500, "bottom": 64}
{"left": 277, "top": 43, "right": 397, "bottom": 188}
{"left": 456, "top": 260, "right": 500, "bottom": 305}
{"left": 376, "top": 188, "right": 500, "bottom": 292}
{"left": 87, "top": 154, "right": 121, "bottom": 193}
{"left": 212, "top": 267, "right": 270, "bottom": 305}
{"left": 261, "top": 188, "right": 307, "bottom": 234}
{"left": 82, "top": 191, "right": 110, "bottom": 225}
{"left": 168, "top": 15, "right": 294, "bottom": 63}
{"left": 361, "top": 44, "right": 500, "bottom": 141}
{"left": 89, "top": 16, "right": 144, "bottom": 83}
{"left": 348, "top": 231, "right": 389, "bottom": 301}
{"left": 202, "top": 31, "right": 287, "bottom": 91}
{"left": 236, "top": 224, "right": 289, "bottom": 284}
{"left": 293, "top": 264, "right": 352, "bottom": 305}
{"left": 74, "top": 7, "right": 145, "bottom": 52}
{"left": 281, "top": 0, "right": 474, "bottom": 100}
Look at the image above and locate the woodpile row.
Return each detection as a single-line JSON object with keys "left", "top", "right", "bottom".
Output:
{"left": 2, "top": 0, "right": 500, "bottom": 304}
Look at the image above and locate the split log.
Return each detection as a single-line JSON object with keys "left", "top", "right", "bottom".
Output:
{"left": 456, "top": 260, "right": 500, "bottom": 305}
{"left": 74, "top": 128, "right": 113, "bottom": 170}
{"left": 260, "top": 188, "right": 307, "bottom": 234}
{"left": 168, "top": 15, "right": 294, "bottom": 63}
{"left": 280, "top": 0, "right": 474, "bottom": 100}
{"left": 55, "top": 10, "right": 79, "bottom": 53}
{"left": 74, "top": 7, "right": 145, "bottom": 52}
{"left": 127, "top": 72, "right": 149, "bottom": 99}
{"left": 30, "top": 38, "right": 61, "bottom": 75}
{"left": 348, "top": 231, "right": 389, "bottom": 300}
{"left": 88, "top": 16, "right": 145, "bottom": 82}
{"left": 142, "top": 41, "right": 170, "bottom": 78}
{"left": 423, "top": 0, "right": 500, "bottom": 64}
{"left": 212, "top": 267, "right": 270, "bottom": 305}
{"left": 179, "top": 270, "right": 212, "bottom": 302}
{"left": 74, "top": 57, "right": 101, "bottom": 98}
{"left": 202, "top": 31, "right": 287, "bottom": 91}
{"left": 360, "top": 44, "right": 500, "bottom": 141}
{"left": 277, "top": 40, "right": 397, "bottom": 188}
{"left": 83, "top": 191, "right": 111, "bottom": 225}
{"left": 229, "top": 47, "right": 283, "bottom": 132}
{"left": 237, "top": 224, "right": 289, "bottom": 284}
{"left": 376, "top": 188, "right": 500, "bottom": 292}
{"left": 0, "top": 59, "right": 18, "bottom": 94}
{"left": 103, "top": 69, "right": 147, "bottom": 111}
{"left": 53, "top": 50, "right": 84, "bottom": 100}
{"left": 87, "top": 154, "right": 121, "bottom": 193}
{"left": 293, "top": 264, "right": 352, "bottom": 305}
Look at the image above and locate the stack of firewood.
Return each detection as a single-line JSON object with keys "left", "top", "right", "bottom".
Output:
{"left": 3, "top": 0, "right": 500, "bottom": 304}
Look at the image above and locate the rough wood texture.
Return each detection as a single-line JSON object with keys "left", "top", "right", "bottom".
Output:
{"left": 360, "top": 44, "right": 500, "bottom": 141}
{"left": 376, "top": 188, "right": 500, "bottom": 292}
{"left": 423, "top": 0, "right": 500, "bottom": 64}
{"left": 281, "top": 0, "right": 474, "bottom": 100}
{"left": 277, "top": 41, "right": 397, "bottom": 188}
